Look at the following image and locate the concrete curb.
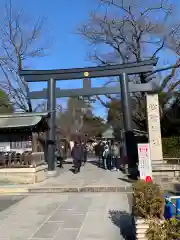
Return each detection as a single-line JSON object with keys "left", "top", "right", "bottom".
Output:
{"left": 28, "top": 186, "right": 133, "bottom": 193}
{"left": 0, "top": 185, "right": 178, "bottom": 195}
{"left": 0, "top": 186, "right": 133, "bottom": 194}
{"left": 0, "top": 187, "right": 29, "bottom": 195}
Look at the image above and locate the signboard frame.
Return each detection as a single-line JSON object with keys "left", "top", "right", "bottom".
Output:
{"left": 138, "top": 143, "right": 152, "bottom": 180}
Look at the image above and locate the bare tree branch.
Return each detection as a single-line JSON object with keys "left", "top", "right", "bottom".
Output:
{"left": 0, "top": 0, "right": 49, "bottom": 112}
{"left": 78, "top": 0, "right": 180, "bottom": 131}
{"left": 78, "top": 0, "right": 180, "bottom": 81}
{"left": 79, "top": 2, "right": 180, "bottom": 93}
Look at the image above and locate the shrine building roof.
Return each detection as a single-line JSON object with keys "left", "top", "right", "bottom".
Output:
{"left": 0, "top": 112, "right": 49, "bottom": 129}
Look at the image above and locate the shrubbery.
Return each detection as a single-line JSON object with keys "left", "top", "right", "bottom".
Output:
{"left": 162, "top": 137, "right": 180, "bottom": 158}
{"left": 147, "top": 218, "right": 180, "bottom": 240}
{"left": 133, "top": 180, "right": 164, "bottom": 219}
{"left": 133, "top": 180, "right": 180, "bottom": 240}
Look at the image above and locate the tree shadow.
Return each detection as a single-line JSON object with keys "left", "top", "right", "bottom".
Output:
{"left": 118, "top": 177, "right": 136, "bottom": 183}
{"left": 109, "top": 210, "right": 135, "bottom": 240}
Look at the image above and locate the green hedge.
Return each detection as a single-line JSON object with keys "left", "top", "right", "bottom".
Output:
{"left": 162, "top": 137, "right": 180, "bottom": 158}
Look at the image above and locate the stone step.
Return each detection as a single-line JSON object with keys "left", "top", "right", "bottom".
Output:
{"left": 152, "top": 164, "right": 180, "bottom": 170}
{"left": 28, "top": 185, "right": 133, "bottom": 193}
{"left": 0, "top": 183, "right": 179, "bottom": 195}
{"left": 0, "top": 185, "right": 133, "bottom": 194}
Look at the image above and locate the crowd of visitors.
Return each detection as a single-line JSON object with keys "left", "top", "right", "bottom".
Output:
{"left": 94, "top": 140, "right": 121, "bottom": 171}
{"left": 55, "top": 139, "right": 122, "bottom": 174}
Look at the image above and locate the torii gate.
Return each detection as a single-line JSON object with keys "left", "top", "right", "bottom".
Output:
{"left": 19, "top": 59, "right": 163, "bottom": 172}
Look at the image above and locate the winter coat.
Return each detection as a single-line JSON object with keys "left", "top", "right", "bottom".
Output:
{"left": 82, "top": 144, "right": 88, "bottom": 153}
{"left": 103, "top": 145, "right": 109, "bottom": 158}
{"left": 95, "top": 143, "right": 104, "bottom": 156}
{"left": 71, "top": 145, "right": 84, "bottom": 161}
{"left": 111, "top": 145, "right": 120, "bottom": 157}
{"left": 55, "top": 149, "right": 63, "bottom": 159}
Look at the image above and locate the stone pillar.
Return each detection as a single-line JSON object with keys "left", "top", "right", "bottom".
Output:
{"left": 146, "top": 93, "right": 163, "bottom": 163}
{"left": 32, "top": 133, "right": 38, "bottom": 152}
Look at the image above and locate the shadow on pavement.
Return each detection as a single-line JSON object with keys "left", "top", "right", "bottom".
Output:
{"left": 109, "top": 210, "right": 135, "bottom": 240}
{"left": 88, "top": 160, "right": 105, "bottom": 169}
{"left": 0, "top": 195, "right": 25, "bottom": 213}
{"left": 118, "top": 177, "right": 136, "bottom": 183}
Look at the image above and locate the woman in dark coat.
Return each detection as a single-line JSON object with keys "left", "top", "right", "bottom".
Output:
{"left": 55, "top": 148, "right": 63, "bottom": 168}
{"left": 82, "top": 142, "right": 88, "bottom": 165}
{"left": 71, "top": 142, "right": 84, "bottom": 174}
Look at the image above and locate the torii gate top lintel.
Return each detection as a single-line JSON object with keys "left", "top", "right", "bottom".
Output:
{"left": 19, "top": 58, "right": 158, "bottom": 82}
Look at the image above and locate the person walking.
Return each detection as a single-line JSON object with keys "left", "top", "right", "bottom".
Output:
{"left": 55, "top": 148, "right": 64, "bottom": 168}
{"left": 102, "top": 142, "right": 110, "bottom": 170}
{"left": 111, "top": 142, "right": 120, "bottom": 171}
{"left": 71, "top": 141, "right": 84, "bottom": 174}
{"left": 82, "top": 142, "right": 88, "bottom": 166}
{"left": 95, "top": 141, "right": 104, "bottom": 167}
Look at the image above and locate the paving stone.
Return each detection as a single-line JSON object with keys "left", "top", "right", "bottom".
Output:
{"left": 59, "top": 198, "right": 91, "bottom": 212}
{"left": 38, "top": 202, "right": 60, "bottom": 215}
{"left": 78, "top": 238, "right": 105, "bottom": 240}
{"left": 78, "top": 231, "right": 107, "bottom": 239}
{"left": 61, "top": 214, "right": 85, "bottom": 229}
{"left": 54, "top": 228, "right": 80, "bottom": 240}
{"left": 0, "top": 224, "right": 35, "bottom": 239}
{"left": 58, "top": 200, "right": 82, "bottom": 210}
{"left": 32, "top": 221, "right": 63, "bottom": 238}
{"left": 31, "top": 239, "right": 52, "bottom": 240}
{"left": 49, "top": 208, "right": 83, "bottom": 221}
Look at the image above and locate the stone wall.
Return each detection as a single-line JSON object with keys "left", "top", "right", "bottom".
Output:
{"left": 0, "top": 165, "right": 48, "bottom": 184}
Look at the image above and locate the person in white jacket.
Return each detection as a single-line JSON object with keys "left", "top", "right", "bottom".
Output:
{"left": 102, "top": 143, "right": 110, "bottom": 170}
{"left": 70, "top": 141, "right": 74, "bottom": 150}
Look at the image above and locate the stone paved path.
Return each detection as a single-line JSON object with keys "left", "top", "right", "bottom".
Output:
{"left": 30, "top": 158, "right": 131, "bottom": 190}
{"left": 0, "top": 193, "right": 133, "bottom": 240}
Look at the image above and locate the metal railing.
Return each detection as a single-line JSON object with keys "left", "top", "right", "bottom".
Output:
{"left": 163, "top": 158, "right": 180, "bottom": 165}
{"left": 0, "top": 151, "right": 45, "bottom": 168}
{"left": 152, "top": 158, "right": 180, "bottom": 172}
{"left": 165, "top": 195, "right": 180, "bottom": 219}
